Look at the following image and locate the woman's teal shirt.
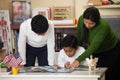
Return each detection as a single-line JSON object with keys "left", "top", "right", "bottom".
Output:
{"left": 76, "top": 15, "right": 119, "bottom": 62}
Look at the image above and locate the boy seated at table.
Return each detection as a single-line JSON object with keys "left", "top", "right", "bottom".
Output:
{"left": 56, "top": 34, "right": 87, "bottom": 69}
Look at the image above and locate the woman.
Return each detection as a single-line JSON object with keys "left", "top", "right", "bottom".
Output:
{"left": 71, "top": 7, "right": 120, "bottom": 80}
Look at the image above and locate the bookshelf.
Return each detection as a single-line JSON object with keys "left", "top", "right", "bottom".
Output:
{"left": 84, "top": 4, "right": 120, "bottom": 9}
{"left": 10, "top": 24, "right": 76, "bottom": 52}
{"left": 93, "top": 5, "right": 120, "bottom": 9}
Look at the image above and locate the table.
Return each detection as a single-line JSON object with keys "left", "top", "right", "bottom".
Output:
{"left": 0, "top": 68, "right": 107, "bottom": 80}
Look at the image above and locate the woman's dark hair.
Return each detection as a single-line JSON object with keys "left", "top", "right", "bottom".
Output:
{"left": 31, "top": 15, "right": 49, "bottom": 33}
{"left": 83, "top": 7, "right": 100, "bottom": 24}
{"left": 61, "top": 34, "right": 78, "bottom": 49}
{"left": 81, "top": 7, "right": 101, "bottom": 49}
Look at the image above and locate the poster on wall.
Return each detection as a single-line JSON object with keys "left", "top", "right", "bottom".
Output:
{"left": 0, "top": 10, "right": 12, "bottom": 53}
{"left": 12, "top": 1, "right": 31, "bottom": 24}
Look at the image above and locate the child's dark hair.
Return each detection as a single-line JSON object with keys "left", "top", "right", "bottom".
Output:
{"left": 83, "top": 7, "right": 100, "bottom": 24}
{"left": 61, "top": 34, "right": 78, "bottom": 49}
{"left": 31, "top": 15, "right": 49, "bottom": 34}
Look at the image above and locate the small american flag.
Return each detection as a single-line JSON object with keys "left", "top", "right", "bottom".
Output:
{"left": 3, "top": 52, "right": 13, "bottom": 68}
{"left": 10, "top": 50, "right": 23, "bottom": 68}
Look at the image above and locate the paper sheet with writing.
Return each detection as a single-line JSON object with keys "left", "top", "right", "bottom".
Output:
{"left": 19, "top": 66, "right": 74, "bottom": 73}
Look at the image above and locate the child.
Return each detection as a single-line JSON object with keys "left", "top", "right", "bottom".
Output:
{"left": 57, "top": 34, "right": 87, "bottom": 68}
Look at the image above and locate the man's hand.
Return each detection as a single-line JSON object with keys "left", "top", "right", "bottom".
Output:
{"left": 20, "top": 65, "right": 24, "bottom": 68}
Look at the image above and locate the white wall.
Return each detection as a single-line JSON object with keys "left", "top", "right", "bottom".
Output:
{"left": 75, "top": 0, "right": 120, "bottom": 19}
{"left": 0, "top": 0, "right": 120, "bottom": 20}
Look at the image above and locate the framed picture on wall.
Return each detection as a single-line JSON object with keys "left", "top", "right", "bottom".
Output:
{"left": 12, "top": 1, "right": 31, "bottom": 24}
{"left": 0, "top": 10, "right": 12, "bottom": 53}
{"left": 32, "top": 7, "right": 51, "bottom": 20}
{"left": 52, "top": 6, "right": 71, "bottom": 20}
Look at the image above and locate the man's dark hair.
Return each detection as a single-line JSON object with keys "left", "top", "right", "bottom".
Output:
{"left": 83, "top": 7, "right": 100, "bottom": 24}
{"left": 31, "top": 15, "right": 49, "bottom": 34}
{"left": 61, "top": 34, "right": 78, "bottom": 49}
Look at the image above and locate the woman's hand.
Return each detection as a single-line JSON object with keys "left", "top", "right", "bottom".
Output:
{"left": 71, "top": 60, "right": 80, "bottom": 68}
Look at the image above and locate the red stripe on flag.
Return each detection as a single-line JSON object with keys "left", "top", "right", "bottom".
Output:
{"left": 3, "top": 56, "right": 10, "bottom": 63}
{"left": 10, "top": 56, "right": 23, "bottom": 68}
{"left": 3, "top": 54, "right": 13, "bottom": 68}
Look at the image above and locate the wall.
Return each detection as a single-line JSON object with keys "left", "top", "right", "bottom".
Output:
{"left": 75, "top": 0, "right": 120, "bottom": 19}
{"left": 0, "top": 0, "right": 120, "bottom": 20}
{"left": 0, "top": 0, "right": 75, "bottom": 21}
{"left": 103, "top": 16, "right": 120, "bottom": 39}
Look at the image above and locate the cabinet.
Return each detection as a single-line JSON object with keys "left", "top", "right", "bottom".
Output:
{"left": 55, "top": 26, "right": 76, "bottom": 51}
{"left": 11, "top": 24, "right": 20, "bottom": 30}
{"left": 0, "top": 49, "right": 6, "bottom": 60}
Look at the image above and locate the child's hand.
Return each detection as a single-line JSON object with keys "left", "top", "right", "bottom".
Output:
{"left": 65, "top": 62, "right": 71, "bottom": 69}
{"left": 53, "top": 64, "right": 61, "bottom": 69}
